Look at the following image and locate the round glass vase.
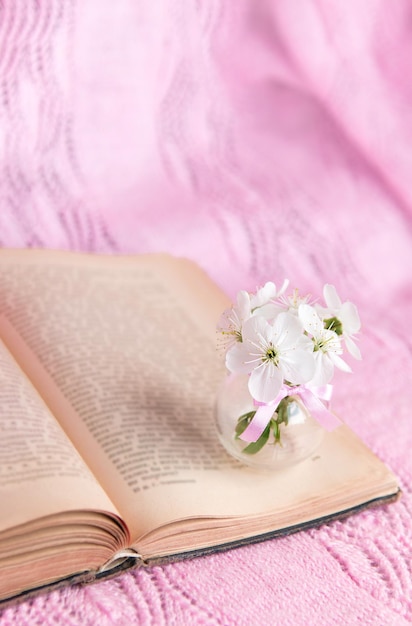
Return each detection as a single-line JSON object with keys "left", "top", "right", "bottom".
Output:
{"left": 214, "top": 374, "right": 325, "bottom": 471}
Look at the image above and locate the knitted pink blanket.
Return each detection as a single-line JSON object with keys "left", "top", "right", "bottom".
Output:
{"left": 1, "top": 2, "right": 412, "bottom": 624}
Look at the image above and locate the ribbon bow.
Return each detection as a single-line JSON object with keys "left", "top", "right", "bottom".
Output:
{"left": 239, "top": 384, "right": 340, "bottom": 443}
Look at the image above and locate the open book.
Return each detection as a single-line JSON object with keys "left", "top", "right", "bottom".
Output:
{"left": 0, "top": 249, "right": 400, "bottom": 606}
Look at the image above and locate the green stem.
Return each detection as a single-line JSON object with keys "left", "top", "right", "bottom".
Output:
{"left": 234, "top": 395, "right": 297, "bottom": 455}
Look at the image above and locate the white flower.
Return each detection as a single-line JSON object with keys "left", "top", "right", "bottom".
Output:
{"left": 217, "top": 290, "right": 251, "bottom": 351}
{"left": 278, "top": 287, "right": 314, "bottom": 315}
{"left": 299, "top": 304, "right": 352, "bottom": 386}
{"left": 217, "top": 280, "right": 289, "bottom": 348}
{"left": 249, "top": 279, "right": 289, "bottom": 318}
{"left": 226, "top": 313, "right": 315, "bottom": 403}
{"left": 321, "top": 284, "right": 362, "bottom": 360}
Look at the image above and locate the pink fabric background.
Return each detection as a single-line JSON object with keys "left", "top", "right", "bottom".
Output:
{"left": 1, "top": 2, "right": 412, "bottom": 624}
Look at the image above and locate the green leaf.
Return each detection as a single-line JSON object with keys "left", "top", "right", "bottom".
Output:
{"left": 235, "top": 411, "right": 256, "bottom": 438}
{"left": 242, "top": 423, "right": 271, "bottom": 455}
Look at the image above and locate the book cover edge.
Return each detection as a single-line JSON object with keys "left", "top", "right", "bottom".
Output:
{"left": 0, "top": 488, "right": 400, "bottom": 610}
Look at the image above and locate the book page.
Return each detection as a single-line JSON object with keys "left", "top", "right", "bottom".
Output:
{"left": 136, "top": 424, "right": 399, "bottom": 559}
{"left": 0, "top": 250, "right": 398, "bottom": 548}
{"left": 0, "top": 251, "right": 245, "bottom": 540}
{"left": 0, "top": 335, "right": 121, "bottom": 532}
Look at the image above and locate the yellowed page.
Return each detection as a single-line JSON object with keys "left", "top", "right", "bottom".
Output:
{"left": 0, "top": 335, "right": 121, "bottom": 532}
{"left": 137, "top": 425, "right": 399, "bottom": 558}
{"left": 0, "top": 250, "right": 242, "bottom": 539}
{"left": 0, "top": 250, "right": 398, "bottom": 551}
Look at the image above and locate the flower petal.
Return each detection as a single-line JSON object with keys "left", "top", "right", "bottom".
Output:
{"left": 281, "top": 349, "right": 315, "bottom": 384}
{"left": 323, "top": 284, "right": 341, "bottom": 309}
{"left": 340, "top": 302, "right": 361, "bottom": 334}
{"left": 236, "top": 290, "right": 252, "bottom": 321}
{"left": 278, "top": 278, "right": 290, "bottom": 297}
{"left": 272, "top": 311, "right": 304, "bottom": 348}
{"left": 248, "top": 362, "right": 283, "bottom": 403}
{"left": 251, "top": 282, "right": 277, "bottom": 308}
{"left": 345, "top": 336, "right": 362, "bottom": 360}
{"left": 298, "top": 304, "right": 323, "bottom": 336}
{"left": 253, "top": 302, "right": 283, "bottom": 320}
{"left": 309, "top": 352, "right": 334, "bottom": 386}
{"left": 226, "top": 343, "right": 255, "bottom": 374}
{"left": 329, "top": 351, "right": 352, "bottom": 373}
{"left": 242, "top": 314, "right": 271, "bottom": 344}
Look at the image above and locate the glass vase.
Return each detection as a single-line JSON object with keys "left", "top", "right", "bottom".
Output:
{"left": 214, "top": 373, "right": 325, "bottom": 471}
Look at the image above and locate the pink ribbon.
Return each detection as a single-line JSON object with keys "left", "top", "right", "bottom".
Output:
{"left": 239, "top": 384, "right": 340, "bottom": 443}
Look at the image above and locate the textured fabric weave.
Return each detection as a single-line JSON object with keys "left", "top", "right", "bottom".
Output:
{"left": 1, "top": 2, "right": 412, "bottom": 624}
